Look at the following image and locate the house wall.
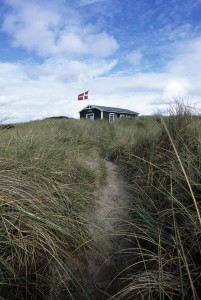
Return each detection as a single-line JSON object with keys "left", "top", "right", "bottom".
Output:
{"left": 80, "top": 108, "right": 101, "bottom": 119}
{"left": 80, "top": 108, "right": 138, "bottom": 121}
{"left": 103, "top": 111, "right": 117, "bottom": 120}
{"left": 103, "top": 112, "right": 137, "bottom": 121}
{"left": 117, "top": 113, "right": 137, "bottom": 118}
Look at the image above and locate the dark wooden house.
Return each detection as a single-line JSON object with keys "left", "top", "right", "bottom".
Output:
{"left": 79, "top": 105, "right": 139, "bottom": 122}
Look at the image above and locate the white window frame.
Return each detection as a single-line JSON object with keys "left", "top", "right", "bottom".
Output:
{"left": 120, "top": 114, "right": 125, "bottom": 118}
{"left": 109, "top": 113, "right": 115, "bottom": 123}
{"left": 86, "top": 113, "right": 94, "bottom": 121}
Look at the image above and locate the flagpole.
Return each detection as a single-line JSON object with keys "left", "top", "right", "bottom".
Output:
{"left": 84, "top": 91, "right": 89, "bottom": 106}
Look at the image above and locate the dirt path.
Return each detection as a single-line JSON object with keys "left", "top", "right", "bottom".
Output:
{"left": 84, "top": 158, "right": 132, "bottom": 299}
{"left": 93, "top": 161, "right": 130, "bottom": 236}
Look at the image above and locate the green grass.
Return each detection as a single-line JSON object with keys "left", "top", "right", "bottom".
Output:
{"left": 107, "top": 109, "right": 201, "bottom": 299}
{"left": 0, "top": 119, "right": 107, "bottom": 299}
{"left": 0, "top": 104, "right": 201, "bottom": 299}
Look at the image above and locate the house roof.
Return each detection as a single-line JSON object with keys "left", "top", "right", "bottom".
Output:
{"left": 79, "top": 105, "right": 139, "bottom": 115}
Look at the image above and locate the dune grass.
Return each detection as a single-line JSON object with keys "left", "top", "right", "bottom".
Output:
{"left": 0, "top": 119, "right": 107, "bottom": 299}
{"left": 107, "top": 108, "right": 201, "bottom": 299}
{"left": 0, "top": 103, "right": 201, "bottom": 299}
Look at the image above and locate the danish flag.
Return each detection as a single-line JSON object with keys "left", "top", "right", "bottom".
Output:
{"left": 78, "top": 91, "right": 88, "bottom": 100}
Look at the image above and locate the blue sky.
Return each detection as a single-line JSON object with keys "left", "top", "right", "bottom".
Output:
{"left": 0, "top": 0, "right": 201, "bottom": 122}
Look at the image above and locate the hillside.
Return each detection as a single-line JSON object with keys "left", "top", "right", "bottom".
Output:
{"left": 0, "top": 107, "right": 201, "bottom": 299}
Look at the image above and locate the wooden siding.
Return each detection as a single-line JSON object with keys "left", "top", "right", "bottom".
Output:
{"left": 116, "top": 113, "right": 137, "bottom": 118}
{"left": 103, "top": 112, "right": 136, "bottom": 120}
{"left": 80, "top": 106, "right": 138, "bottom": 121}
{"left": 103, "top": 111, "right": 117, "bottom": 121}
{"left": 80, "top": 108, "right": 101, "bottom": 120}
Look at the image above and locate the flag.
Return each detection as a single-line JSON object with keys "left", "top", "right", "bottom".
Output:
{"left": 78, "top": 91, "right": 88, "bottom": 100}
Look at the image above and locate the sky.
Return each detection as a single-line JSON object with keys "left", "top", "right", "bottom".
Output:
{"left": 1, "top": 0, "right": 201, "bottom": 122}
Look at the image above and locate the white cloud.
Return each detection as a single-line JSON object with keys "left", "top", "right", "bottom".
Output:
{"left": 86, "top": 32, "right": 118, "bottom": 57}
{"left": 1, "top": 41, "right": 201, "bottom": 123}
{"left": 78, "top": 0, "right": 106, "bottom": 6}
{"left": 0, "top": 56, "right": 119, "bottom": 122}
{"left": 58, "top": 33, "right": 85, "bottom": 54}
{"left": 126, "top": 50, "right": 143, "bottom": 65}
{"left": 2, "top": 0, "right": 118, "bottom": 58}
{"left": 1, "top": 0, "right": 201, "bottom": 122}
{"left": 2, "top": 0, "right": 63, "bottom": 56}
{"left": 164, "top": 37, "right": 201, "bottom": 101}
{"left": 166, "top": 37, "right": 201, "bottom": 76}
{"left": 163, "top": 78, "right": 190, "bottom": 99}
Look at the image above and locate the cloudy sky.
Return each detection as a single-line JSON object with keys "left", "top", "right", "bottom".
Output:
{"left": 1, "top": 0, "right": 201, "bottom": 122}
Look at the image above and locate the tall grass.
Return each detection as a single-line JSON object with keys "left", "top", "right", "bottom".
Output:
{"left": 0, "top": 104, "right": 200, "bottom": 299}
{"left": 0, "top": 119, "right": 106, "bottom": 299}
{"left": 107, "top": 106, "right": 201, "bottom": 299}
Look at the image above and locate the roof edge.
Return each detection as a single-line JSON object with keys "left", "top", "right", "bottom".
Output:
{"left": 79, "top": 105, "right": 103, "bottom": 113}
{"left": 79, "top": 105, "right": 139, "bottom": 114}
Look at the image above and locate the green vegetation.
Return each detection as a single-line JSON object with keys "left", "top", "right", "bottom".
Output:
{"left": 0, "top": 103, "right": 201, "bottom": 299}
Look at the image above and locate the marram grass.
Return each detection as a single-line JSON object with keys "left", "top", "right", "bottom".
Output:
{"left": 109, "top": 108, "right": 201, "bottom": 299}
{"left": 0, "top": 119, "right": 107, "bottom": 299}
{"left": 0, "top": 106, "right": 201, "bottom": 299}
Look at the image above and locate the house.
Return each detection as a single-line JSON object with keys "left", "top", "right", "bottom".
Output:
{"left": 79, "top": 105, "right": 139, "bottom": 123}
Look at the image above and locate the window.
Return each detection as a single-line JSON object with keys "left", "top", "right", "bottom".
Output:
{"left": 86, "top": 113, "right": 94, "bottom": 121}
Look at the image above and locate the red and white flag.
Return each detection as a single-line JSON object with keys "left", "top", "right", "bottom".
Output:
{"left": 78, "top": 91, "right": 88, "bottom": 100}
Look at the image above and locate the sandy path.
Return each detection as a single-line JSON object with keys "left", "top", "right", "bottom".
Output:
{"left": 84, "top": 159, "right": 132, "bottom": 300}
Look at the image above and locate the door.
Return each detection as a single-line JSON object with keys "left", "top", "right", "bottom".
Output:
{"left": 109, "top": 113, "right": 115, "bottom": 123}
